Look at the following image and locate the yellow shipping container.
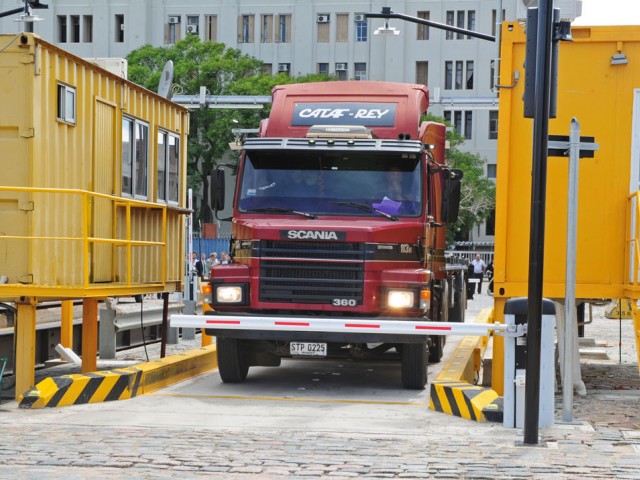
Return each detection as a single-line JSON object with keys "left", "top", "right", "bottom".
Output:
{"left": 494, "top": 24, "right": 640, "bottom": 301}
{"left": 0, "top": 33, "right": 189, "bottom": 301}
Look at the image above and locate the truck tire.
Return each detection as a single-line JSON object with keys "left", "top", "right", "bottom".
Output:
{"left": 217, "top": 337, "right": 249, "bottom": 383}
{"left": 448, "top": 272, "right": 466, "bottom": 323}
{"left": 428, "top": 335, "right": 444, "bottom": 363}
{"left": 400, "top": 342, "right": 428, "bottom": 389}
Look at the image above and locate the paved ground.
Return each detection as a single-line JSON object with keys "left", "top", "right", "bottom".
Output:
{"left": 0, "top": 291, "right": 638, "bottom": 479}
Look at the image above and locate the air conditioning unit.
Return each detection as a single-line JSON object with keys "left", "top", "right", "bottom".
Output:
{"left": 335, "top": 63, "right": 348, "bottom": 71}
{"left": 317, "top": 14, "right": 329, "bottom": 23}
{"left": 278, "top": 64, "right": 290, "bottom": 72}
{"left": 168, "top": 16, "right": 180, "bottom": 24}
{"left": 186, "top": 24, "right": 199, "bottom": 34}
{"left": 516, "top": 0, "right": 582, "bottom": 21}
{"left": 354, "top": 14, "right": 366, "bottom": 22}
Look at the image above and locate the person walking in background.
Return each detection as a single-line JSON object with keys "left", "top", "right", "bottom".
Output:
{"left": 471, "top": 253, "right": 486, "bottom": 294}
{"left": 194, "top": 252, "right": 205, "bottom": 278}
{"left": 486, "top": 259, "right": 494, "bottom": 294}
{"left": 220, "top": 252, "right": 231, "bottom": 264}
{"left": 206, "top": 252, "right": 219, "bottom": 274}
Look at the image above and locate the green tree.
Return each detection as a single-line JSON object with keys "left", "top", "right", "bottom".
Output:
{"left": 127, "top": 36, "right": 331, "bottom": 222}
{"left": 425, "top": 115, "right": 495, "bottom": 243}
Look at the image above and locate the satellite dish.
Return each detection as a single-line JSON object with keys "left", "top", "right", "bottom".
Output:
{"left": 158, "top": 60, "right": 174, "bottom": 99}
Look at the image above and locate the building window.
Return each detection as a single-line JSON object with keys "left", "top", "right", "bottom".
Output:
{"left": 453, "top": 111, "right": 462, "bottom": 135}
{"left": 489, "top": 111, "right": 499, "bottom": 140}
{"left": 317, "top": 18, "right": 329, "bottom": 42}
{"left": 417, "top": 11, "right": 429, "bottom": 40}
{"left": 355, "top": 15, "right": 367, "bottom": 42}
{"left": 467, "top": 11, "right": 476, "bottom": 39}
{"left": 115, "top": 14, "right": 124, "bottom": 43}
{"left": 464, "top": 111, "right": 473, "bottom": 139}
{"left": 158, "top": 131, "right": 180, "bottom": 204}
{"left": 445, "top": 11, "right": 454, "bottom": 40}
{"left": 444, "top": 61, "right": 453, "bottom": 90}
{"left": 186, "top": 15, "right": 199, "bottom": 35}
{"left": 83, "top": 15, "right": 93, "bottom": 42}
{"left": 456, "top": 11, "right": 465, "bottom": 39}
{"left": 416, "top": 61, "right": 428, "bottom": 86}
{"left": 205, "top": 15, "right": 217, "bottom": 42}
{"left": 57, "top": 15, "right": 67, "bottom": 43}
{"left": 490, "top": 60, "right": 495, "bottom": 90}
{"left": 122, "top": 118, "right": 149, "bottom": 198}
{"left": 261, "top": 14, "right": 273, "bottom": 43}
{"left": 335, "top": 63, "right": 348, "bottom": 80}
{"left": 455, "top": 61, "right": 463, "bottom": 89}
{"left": 485, "top": 209, "right": 495, "bottom": 236}
{"left": 276, "top": 14, "right": 291, "bottom": 43}
{"left": 318, "top": 63, "right": 329, "bottom": 75}
{"left": 446, "top": 111, "right": 472, "bottom": 139}
{"left": 238, "top": 15, "right": 254, "bottom": 43}
{"left": 167, "top": 16, "right": 181, "bottom": 44}
{"left": 487, "top": 164, "right": 497, "bottom": 179}
{"left": 261, "top": 63, "right": 272, "bottom": 75}
{"left": 492, "top": 9, "right": 505, "bottom": 36}
{"left": 70, "top": 15, "right": 80, "bottom": 43}
{"left": 354, "top": 62, "right": 367, "bottom": 80}
{"left": 336, "top": 14, "right": 348, "bottom": 42}
{"left": 278, "top": 63, "right": 291, "bottom": 76}
{"left": 57, "top": 84, "right": 76, "bottom": 125}
{"left": 466, "top": 61, "right": 474, "bottom": 89}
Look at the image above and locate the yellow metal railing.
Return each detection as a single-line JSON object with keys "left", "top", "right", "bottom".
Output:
{"left": 0, "top": 186, "right": 168, "bottom": 291}
{"left": 625, "top": 191, "right": 640, "bottom": 289}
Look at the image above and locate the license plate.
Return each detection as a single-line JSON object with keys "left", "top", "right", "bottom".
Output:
{"left": 290, "top": 342, "right": 327, "bottom": 357}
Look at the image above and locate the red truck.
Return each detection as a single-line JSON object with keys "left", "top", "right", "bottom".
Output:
{"left": 173, "top": 81, "right": 465, "bottom": 389}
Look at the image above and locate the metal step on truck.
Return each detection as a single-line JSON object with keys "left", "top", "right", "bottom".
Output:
{"left": 172, "top": 81, "right": 466, "bottom": 389}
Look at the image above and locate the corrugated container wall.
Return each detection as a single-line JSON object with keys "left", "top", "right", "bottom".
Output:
{"left": 0, "top": 33, "right": 189, "bottom": 301}
{"left": 494, "top": 24, "right": 640, "bottom": 301}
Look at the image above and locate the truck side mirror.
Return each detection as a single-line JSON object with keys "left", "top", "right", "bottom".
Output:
{"left": 441, "top": 168, "right": 463, "bottom": 223}
{"left": 210, "top": 168, "right": 226, "bottom": 211}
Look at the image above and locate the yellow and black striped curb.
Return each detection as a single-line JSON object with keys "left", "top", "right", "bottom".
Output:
{"left": 18, "top": 345, "right": 217, "bottom": 408}
{"left": 429, "top": 306, "right": 503, "bottom": 422}
{"left": 429, "top": 381, "right": 500, "bottom": 422}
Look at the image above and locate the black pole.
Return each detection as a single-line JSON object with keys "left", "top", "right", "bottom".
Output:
{"left": 524, "top": 0, "right": 555, "bottom": 445}
{"left": 160, "top": 292, "right": 169, "bottom": 358}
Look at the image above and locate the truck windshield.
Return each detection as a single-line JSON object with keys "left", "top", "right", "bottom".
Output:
{"left": 237, "top": 150, "right": 422, "bottom": 217}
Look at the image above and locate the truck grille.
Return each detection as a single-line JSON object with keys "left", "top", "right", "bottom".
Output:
{"left": 259, "top": 241, "right": 365, "bottom": 304}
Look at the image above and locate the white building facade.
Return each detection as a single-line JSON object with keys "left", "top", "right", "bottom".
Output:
{"left": 2, "top": 0, "right": 577, "bottom": 242}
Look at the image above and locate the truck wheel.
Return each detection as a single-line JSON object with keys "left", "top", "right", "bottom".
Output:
{"left": 448, "top": 273, "right": 466, "bottom": 323}
{"left": 217, "top": 337, "right": 249, "bottom": 383}
{"left": 401, "top": 342, "right": 428, "bottom": 389}
{"left": 428, "top": 335, "right": 444, "bottom": 363}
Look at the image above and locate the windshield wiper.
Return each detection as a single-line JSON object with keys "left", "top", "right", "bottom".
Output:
{"left": 246, "top": 207, "right": 317, "bottom": 219}
{"left": 330, "top": 201, "right": 398, "bottom": 221}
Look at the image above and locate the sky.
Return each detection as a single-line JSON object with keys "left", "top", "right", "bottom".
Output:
{"left": 572, "top": 0, "right": 640, "bottom": 25}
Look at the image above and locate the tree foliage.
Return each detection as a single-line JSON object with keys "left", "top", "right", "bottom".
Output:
{"left": 425, "top": 115, "right": 496, "bottom": 243}
{"left": 127, "top": 36, "right": 332, "bottom": 222}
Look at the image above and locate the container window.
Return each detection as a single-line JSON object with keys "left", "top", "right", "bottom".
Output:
{"left": 122, "top": 117, "right": 149, "bottom": 199}
{"left": 157, "top": 131, "right": 180, "bottom": 204}
{"left": 57, "top": 84, "right": 76, "bottom": 124}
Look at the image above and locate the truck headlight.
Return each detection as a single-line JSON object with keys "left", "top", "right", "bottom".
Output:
{"left": 387, "top": 290, "right": 415, "bottom": 308}
{"left": 216, "top": 285, "right": 243, "bottom": 303}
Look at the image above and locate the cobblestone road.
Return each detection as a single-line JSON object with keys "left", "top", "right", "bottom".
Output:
{"left": 0, "top": 293, "right": 638, "bottom": 479}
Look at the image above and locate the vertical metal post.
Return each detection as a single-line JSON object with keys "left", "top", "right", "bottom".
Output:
{"left": 160, "top": 292, "right": 169, "bottom": 358}
{"left": 524, "top": 0, "right": 555, "bottom": 445}
{"left": 562, "top": 118, "right": 581, "bottom": 422}
{"left": 81, "top": 298, "right": 98, "bottom": 373}
{"left": 60, "top": 300, "right": 74, "bottom": 356}
{"left": 15, "top": 302, "right": 36, "bottom": 399}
